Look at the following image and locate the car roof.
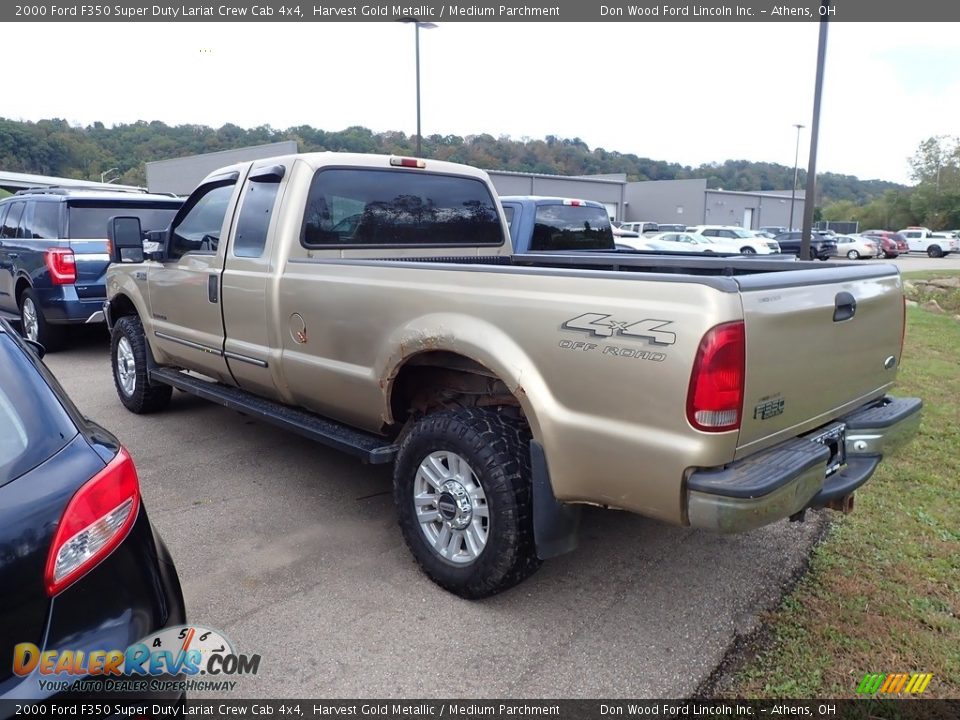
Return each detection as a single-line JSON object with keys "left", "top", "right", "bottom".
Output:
{"left": 498, "top": 195, "right": 606, "bottom": 209}
{"left": 5, "top": 187, "right": 181, "bottom": 203}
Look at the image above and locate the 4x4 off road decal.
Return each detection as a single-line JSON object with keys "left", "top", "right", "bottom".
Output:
{"left": 562, "top": 313, "right": 676, "bottom": 346}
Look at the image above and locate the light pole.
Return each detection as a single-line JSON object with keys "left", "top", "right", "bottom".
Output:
{"left": 788, "top": 124, "right": 804, "bottom": 231}
{"left": 399, "top": 17, "right": 437, "bottom": 157}
{"left": 100, "top": 167, "right": 119, "bottom": 184}
{"left": 799, "top": 0, "right": 830, "bottom": 261}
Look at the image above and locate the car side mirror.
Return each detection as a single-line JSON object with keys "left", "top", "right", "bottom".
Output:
{"left": 108, "top": 216, "right": 145, "bottom": 263}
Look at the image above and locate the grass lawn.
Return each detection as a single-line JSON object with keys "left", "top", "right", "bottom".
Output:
{"left": 720, "top": 272, "right": 960, "bottom": 699}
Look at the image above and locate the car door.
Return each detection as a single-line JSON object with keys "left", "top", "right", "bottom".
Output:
{"left": 148, "top": 174, "right": 243, "bottom": 382}
{"left": 220, "top": 162, "right": 289, "bottom": 399}
{"left": 902, "top": 231, "right": 922, "bottom": 252}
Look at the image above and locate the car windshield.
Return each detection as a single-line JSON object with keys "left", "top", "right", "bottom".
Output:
{"left": 730, "top": 229, "right": 753, "bottom": 238}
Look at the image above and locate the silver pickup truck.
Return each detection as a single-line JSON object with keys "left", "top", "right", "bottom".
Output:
{"left": 104, "top": 153, "right": 921, "bottom": 598}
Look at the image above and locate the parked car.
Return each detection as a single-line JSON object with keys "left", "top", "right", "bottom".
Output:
{"left": 773, "top": 231, "right": 839, "bottom": 260}
{"left": 611, "top": 225, "right": 641, "bottom": 239}
{"left": 654, "top": 223, "right": 687, "bottom": 233}
{"left": 860, "top": 230, "right": 907, "bottom": 258}
{"left": 627, "top": 231, "right": 718, "bottom": 253}
{"left": 685, "top": 225, "right": 777, "bottom": 254}
{"left": 0, "top": 188, "right": 182, "bottom": 350}
{"left": 749, "top": 231, "right": 782, "bottom": 252}
{"left": 0, "top": 318, "right": 186, "bottom": 701}
{"left": 499, "top": 196, "right": 617, "bottom": 252}
{"left": 619, "top": 221, "right": 659, "bottom": 235}
{"left": 896, "top": 227, "right": 960, "bottom": 257}
{"left": 760, "top": 225, "right": 788, "bottom": 236}
{"left": 833, "top": 234, "right": 880, "bottom": 260}
{"left": 104, "top": 151, "right": 920, "bottom": 599}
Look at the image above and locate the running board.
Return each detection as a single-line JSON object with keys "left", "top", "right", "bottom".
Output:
{"left": 149, "top": 368, "right": 398, "bottom": 464}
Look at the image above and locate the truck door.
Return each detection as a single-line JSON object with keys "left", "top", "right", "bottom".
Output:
{"left": 148, "top": 173, "right": 243, "bottom": 382}
{"left": 220, "top": 162, "right": 288, "bottom": 399}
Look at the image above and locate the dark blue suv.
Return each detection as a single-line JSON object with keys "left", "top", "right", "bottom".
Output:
{"left": 0, "top": 188, "right": 181, "bottom": 350}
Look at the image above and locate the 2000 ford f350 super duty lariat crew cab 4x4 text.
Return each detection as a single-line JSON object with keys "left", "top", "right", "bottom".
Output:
{"left": 104, "top": 153, "right": 921, "bottom": 598}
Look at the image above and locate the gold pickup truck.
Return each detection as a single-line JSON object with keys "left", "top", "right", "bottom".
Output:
{"left": 104, "top": 153, "right": 922, "bottom": 598}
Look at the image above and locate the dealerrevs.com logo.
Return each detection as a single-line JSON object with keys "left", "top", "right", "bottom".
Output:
{"left": 13, "top": 625, "right": 260, "bottom": 693}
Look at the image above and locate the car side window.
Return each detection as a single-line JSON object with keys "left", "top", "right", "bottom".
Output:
{"left": 702, "top": 229, "right": 717, "bottom": 237}
{"left": 31, "top": 202, "right": 61, "bottom": 239}
{"left": 1, "top": 203, "right": 24, "bottom": 240}
{"left": 169, "top": 182, "right": 236, "bottom": 260}
{"left": 233, "top": 180, "right": 281, "bottom": 259}
{"left": 16, "top": 203, "right": 34, "bottom": 240}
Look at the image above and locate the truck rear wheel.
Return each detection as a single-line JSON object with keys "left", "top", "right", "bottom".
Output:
{"left": 111, "top": 315, "right": 172, "bottom": 414}
{"left": 393, "top": 407, "right": 541, "bottom": 599}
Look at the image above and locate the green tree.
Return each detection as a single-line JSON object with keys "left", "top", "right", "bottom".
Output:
{"left": 908, "top": 136, "right": 960, "bottom": 229}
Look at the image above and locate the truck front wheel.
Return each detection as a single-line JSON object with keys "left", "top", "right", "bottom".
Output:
{"left": 393, "top": 407, "right": 541, "bottom": 599}
{"left": 927, "top": 245, "right": 943, "bottom": 258}
{"left": 111, "top": 315, "right": 172, "bottom": 414}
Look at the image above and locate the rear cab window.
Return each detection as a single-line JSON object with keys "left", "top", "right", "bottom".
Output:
{"left": 530, "top": 204, "right": 614, "bottom": 251}
{"left": 301, "top": 168, "right": 503, "bottom": 248}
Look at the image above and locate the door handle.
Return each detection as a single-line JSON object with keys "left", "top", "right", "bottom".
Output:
{"left": 833, "top": 292, "right": 857, "bottom": 322}
{"left": 208, "top": 274, "right": 219, "bottom": 303}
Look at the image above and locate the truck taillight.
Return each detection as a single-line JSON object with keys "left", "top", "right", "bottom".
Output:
{"left": 44, "top": 248, "right": 76, "bottom": 285}
{"left": 687, "top": 321, "right": 745, "bottom": 432}
{"left": 45, "top": 448, "right": 140, "bottom": 596}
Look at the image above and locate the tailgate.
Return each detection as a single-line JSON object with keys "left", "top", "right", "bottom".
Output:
{"left": 69, "top": 239, "right": 110, "bottom": 292}
{"left": 735, "top": 266, "right": 904, "bottom": 457}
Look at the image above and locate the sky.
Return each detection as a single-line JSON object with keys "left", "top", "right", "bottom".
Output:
{"left": 10, "top": 21, "right": 960, "bottom": 185}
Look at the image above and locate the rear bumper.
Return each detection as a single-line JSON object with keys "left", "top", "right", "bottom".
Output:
{"left": 30, "top": 286, "right": 106, "bottom": 325}
{"left": 686, "top": 395, "right": 922, "bottom": 533}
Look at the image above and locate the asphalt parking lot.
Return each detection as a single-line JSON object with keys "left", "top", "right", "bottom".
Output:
{"left": 885, "top": 252, "right": 960, "bottom": 272}
{"left": 42, "top": 334, "right": 833, "bottom": 700}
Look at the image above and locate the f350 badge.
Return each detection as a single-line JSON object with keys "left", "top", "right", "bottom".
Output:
{"left": 562, "top": 313, "right": 676, "bottom": 346}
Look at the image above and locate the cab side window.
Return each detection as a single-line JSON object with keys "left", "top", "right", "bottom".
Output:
{"left": 169, "top": 182, "right": 236, "bottom": 260}
{"left": 234, "top": 180, "right": 281, "bottom": 259}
